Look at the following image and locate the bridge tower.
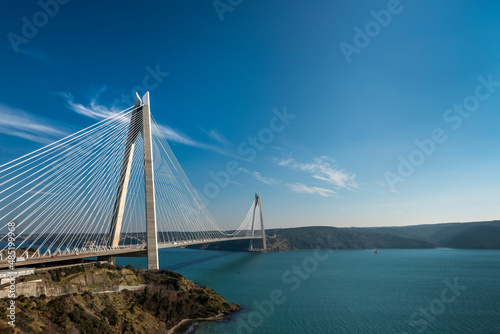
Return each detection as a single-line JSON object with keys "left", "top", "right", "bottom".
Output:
{"left": 108, "top": 92, "right": 159, "bottom": 270}
{"left": 250, "top": 193, "right": 267, "bottom": 250}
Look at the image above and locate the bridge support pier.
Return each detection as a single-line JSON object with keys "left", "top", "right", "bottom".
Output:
{"left": 249, "top": 193, "right": 267, "bottom": 251}
{"left": 108, "top": 92, "right": 159, "bottom": 270}
{"left": 142, "top": 93, "right": 159, "bottom": 270}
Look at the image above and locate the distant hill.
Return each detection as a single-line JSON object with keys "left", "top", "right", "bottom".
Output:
{"left": 357, "top": 220, "right": 500, "bottom": 249}
{"left": 441, "top": 225, "right": 500, "bottom": 249}
{"left": 188, "top": 220, "right": 500, "bottom": 251}
{"left": 188, "top": 226, "right": 434, "bottom": 251}
{"left": 267, "top": 226, "right": 434, "bottom": 250}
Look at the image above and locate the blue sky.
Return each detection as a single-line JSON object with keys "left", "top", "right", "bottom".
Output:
{"left": 2, "top": 0, "right": 500, "bottom": 228}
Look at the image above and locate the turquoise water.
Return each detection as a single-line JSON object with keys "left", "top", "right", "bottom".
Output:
{"left": 116, "top": 248, "right": 500, "bottom": 333}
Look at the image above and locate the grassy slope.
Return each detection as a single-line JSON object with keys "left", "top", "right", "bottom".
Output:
{"left": 0, "top": 263, "right": 239, "bottom": 334}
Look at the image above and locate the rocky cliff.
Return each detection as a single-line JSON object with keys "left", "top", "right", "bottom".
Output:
{"left": 0, "top": 263, "right": 239, "bottom": 333}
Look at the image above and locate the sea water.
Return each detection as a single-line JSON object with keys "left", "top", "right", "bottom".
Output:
{"left": 116, "top": 248, "right": 500, "bottom": 333}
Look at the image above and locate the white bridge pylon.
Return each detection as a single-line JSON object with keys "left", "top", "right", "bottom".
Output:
{"left": 0, "top": 92, "right": 266, "bottom": 270}
{"left": 108, "top": 92, "right": 158, "bottom": 269}
{"left": 250, "top": 192, "right": 267, "bottom": 250}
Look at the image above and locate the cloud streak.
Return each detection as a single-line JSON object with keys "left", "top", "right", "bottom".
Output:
{"left": 285, "top": 183, "right": 336, "bottom": 197}
{"left": 57, "top": 91, "right": 119, "bottom": 120}
{"left": 58, "top": 90, "right": 234, "bottom": 157}
{"left": 207, "top": 129, "right": 233, "bottom": 147}
{"left": 0, "top": 103, "right": 68, "bottom": 144}
{"left": 17, "top": 48, "right": 59, "bottom": 67}
{"left": 273, "top": 156, "right": 358, "bottom": 190}
{"left": 154, "top": 124, "right": 233, "bottom": 156}
{"left": 241, "top": 168, "right": 336, "bottom": 197}
{"left": 240, "top": 168, "right": 279, "bottom": 185}
{"left": 238, "top": 156, "right": 358, "bottom": 197}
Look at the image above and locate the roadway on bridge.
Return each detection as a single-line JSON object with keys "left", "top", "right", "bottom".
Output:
{"left": 0, "top": 236, "right": 261, "bottom": 270}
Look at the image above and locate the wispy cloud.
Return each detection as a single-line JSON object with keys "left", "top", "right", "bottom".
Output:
{"left": 273, "top": 156, "right": 358, "bottom": 190}
{"left": 240, "top": 168, "right": 279, "bottom": 185}
{"left": 57, "top": 90, "right": 119, "bottom": 120}
{"left": 57, "top": 89, "right": 234, "bottom": 156}
{"left": 155, "top": 124, "right": 200, "bottom": 147}
{"left": 375, "top": 180, "right": 399, "bottom": 194}
{"left": 0, "top": 103, "right": 68, "bottom": 144}
{"left": 285, "top": 183, "right": 335, "bottom": 197}
{"left": 240, "top": 168, "right": 335, "bottom": 197}
{"left": 14, "top": 47, "right": 60, "bottom": 67}
{"left": 154, "top": 124, "right": 232, "bottom": 156}
{"left": 207, "top": 129, "right": 233, "bottom": 147}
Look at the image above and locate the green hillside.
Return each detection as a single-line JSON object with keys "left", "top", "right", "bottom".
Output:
{"left": 188, "top": 226, "right": 434, "bottom": 251}
{"left": 442, "top": 225, "right": 500, "bottom": 249}
{"left": 189, "top": 221, "right": 500, "bottom": 251}
{"left": 359, "top": 220, "right": 500, "bottom": 248}
{"left": 0, "top": 263, "right": 239, "bottom": 333}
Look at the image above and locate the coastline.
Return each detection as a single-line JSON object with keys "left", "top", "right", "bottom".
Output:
{"left": 168, "top": 306, "right": 241, "bottom": 334}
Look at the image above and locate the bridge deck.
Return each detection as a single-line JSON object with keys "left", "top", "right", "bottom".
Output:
{"left": 0, "top": 236, "right": 261, "bottom": 269}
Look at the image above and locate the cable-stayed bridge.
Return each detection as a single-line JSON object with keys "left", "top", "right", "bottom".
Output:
{"left": 0, "top": 92, "right": 266, "bottom": 270}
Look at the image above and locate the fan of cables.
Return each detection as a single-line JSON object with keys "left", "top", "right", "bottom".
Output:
{"left": 0, "top": 104, "right": 261, "bottom": 258}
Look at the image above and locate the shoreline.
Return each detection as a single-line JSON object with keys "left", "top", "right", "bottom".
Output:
{"left": 168, "top": 312, "right": 233, "bottom": 334}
